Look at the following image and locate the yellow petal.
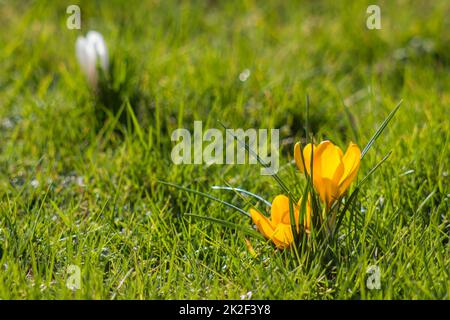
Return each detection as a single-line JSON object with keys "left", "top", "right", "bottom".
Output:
{"left": 338, "top": 142, "right": 361, "bottom": 196}
{"left": 294, "top": 143, "right": 315, "bottom": 174}
{"left": 303, "top": 143, "right": 315, "bottom": 176}
{"left": 315, "top": 177, "right": 340, "bottom": 208}
{"left": 294, "top": 142, "right": 304, "bottom": 173}
{"left": 310, "top": 141, "right": 329, "bottom": 182}
{"left": 271, "top": 195, "right": 292, "bottom": 225}
{"left": 272, "top": 224, "right": 294, "bottom": 248}
{"left": 305, "top": 204, "right": 311, "bottom": 231}
{"left": 250, "top": 208, "right": 274, "bottom": 239}
{"left": 314, "top": 141, "right": 344, "bottom": 183}
{"left": 298, "top": 196, "right": 312, "bottom": 231}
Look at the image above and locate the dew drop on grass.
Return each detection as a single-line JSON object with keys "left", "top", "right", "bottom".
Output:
{"left": 240, "top": 291, "right": 252, "bottom": 300}
{"left": 377, "top": 196, "right": 385, "bottom": 210}
{"left": 239, "top": 69, "right": 251, "bottom": 82}
{"left": 30, "top": 179, "right": 39, "bottom": 188}
{"left": 76, "top": 176, "right": 85, "bottom": 187}
{"left": 2, "top": 118, "right": 13, "bottom": 129}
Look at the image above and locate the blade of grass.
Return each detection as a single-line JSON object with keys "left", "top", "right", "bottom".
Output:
{"left": 288, "top": 196, "right": 299, "bottom": 245}
{"left": 305, "top": 94, "right": 310, "bottom": 144}
{"left": 358, "top": 151, "right": 392, "bottom": 186}
{"left": 218, "top": 121, "right": 293, "bottom": 198}
{"left": 185, "top": 213, "right": 265, "bottom": 240}
{"left": 335, "top": 151, "right": 392, "bottom": 232}
{"left": 361, "top": 100, "right": 402, "bottom": 159}
{"left": 297, "top": 134, "right": 321, "bottom": 228}
{"left": 338, "top": 91, "right": 360, "bottom": 144}
{"left": 219, "top": 120, "right": 300, "bottom": 246}
{"left": 125, "top": 99, "right": 147, "bottom": 150}
{"left": 158, "top": 180, "right": 250, "bottom": 217}
{"left": 297, "top": 186, "right": 310, "bottom": 239}
{"left": 415, "top": 189, "right": 436, "bottom": 214}
{"left": 211, "top": 186, "right": 272, "bottom": 207}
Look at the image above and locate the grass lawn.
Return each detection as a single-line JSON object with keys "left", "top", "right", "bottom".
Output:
{"left": 0, "top": 0, "right": 448, "bottom": 299}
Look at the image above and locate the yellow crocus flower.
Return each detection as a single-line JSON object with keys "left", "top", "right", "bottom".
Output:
{"left": 250, "top": 195, "right": 311, "bottom": 249}
{"left": 294, "top": 140, "right": 361, "bottom": 209}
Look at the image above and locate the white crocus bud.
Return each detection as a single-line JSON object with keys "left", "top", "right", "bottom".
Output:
{"left": 76, "top": 31, "right": 109, "bottom": 88}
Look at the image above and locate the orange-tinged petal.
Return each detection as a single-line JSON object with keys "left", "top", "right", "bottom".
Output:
{"left": 272, "top": 224, "right": 294, "bottom": 248}
{"left": 271, "top": 236, "right": 289, "bottom": 249}
{"left": 305, "top": 206, "right": 311, "bottom": 231}
{"left": 315, "top": 177, "right": 340, "bottom": 208}
{"left": 271, "top": 195, "right": 292, "bottom": 225}
{"left": 250, "top": 208, "right": 274, "bottom": 239}
{"left": 294, "top": 143, "right": 315, "bottom": 175}
{"left": 338, "top": 142, "right": 361, "bottom": 196}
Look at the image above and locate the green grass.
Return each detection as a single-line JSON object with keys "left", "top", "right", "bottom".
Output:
{"left": 0, "top": 0, "right": 449, "bottom": 299}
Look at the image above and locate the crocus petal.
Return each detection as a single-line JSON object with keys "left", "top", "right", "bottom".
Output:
{"left": 272, "top": 224, "right": 294, "bottom": 248}
{"left": 271, "top": 195, "right": 291, "bottom": 225}
{"left": 250, "top": 208, "right": 275, "bottom": 239}
{"left": 315, "top": 177, "right": 340, "bottom": 208}
{"left": 86, "top": 31, "right": 109, "bottom": 72}
{"left": 338, "top": 142, "right": 361, "bottom": 196}
{"left": 294, "top": 142, "right": 315, "bottom": 175}
{"left": 76, "top": 37, "right": 92, "bottom": 76}
{"left": 314, "top": 141, "right": 344, "bottom": 182}
{"left": 251, "top": 194, "right": 313, "bottom": 249}
{"left": 294, "top": 142, "right": 304, "bottom": 172}
{"left": 76, "top": 36, "right": 98, "bottom": 87}
{"left": 297, "top": 196, "right": 312, "bottom": 231}
{"left": 75, "top": 37, "right": 88, "bottom": 73}
{"left": 294, "top": 140, "right": 361, "bottom": 210}
{"left": 305, "top": 205, "right": 311, "bottom": 231}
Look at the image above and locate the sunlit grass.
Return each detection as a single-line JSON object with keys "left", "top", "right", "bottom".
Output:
{"left": 0, "top": 0, "right": 448, "bottom": 299}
